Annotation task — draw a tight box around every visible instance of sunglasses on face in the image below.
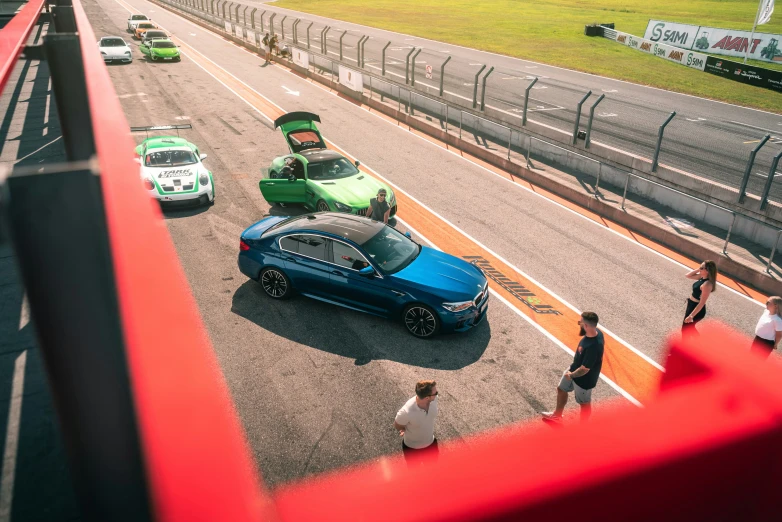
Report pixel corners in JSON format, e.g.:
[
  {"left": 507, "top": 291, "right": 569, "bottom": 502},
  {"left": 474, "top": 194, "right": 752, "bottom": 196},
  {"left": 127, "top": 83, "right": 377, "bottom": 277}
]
[{"left": 427, "top": 391, "right": 438, "bottom": 398}]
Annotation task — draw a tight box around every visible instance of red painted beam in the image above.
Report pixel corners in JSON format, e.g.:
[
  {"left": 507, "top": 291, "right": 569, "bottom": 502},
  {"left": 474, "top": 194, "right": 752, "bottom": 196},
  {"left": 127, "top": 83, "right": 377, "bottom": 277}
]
[
  {"left": 0, "top": 0, "right": 46, "bottom": 94},
  {"left": 70, "top": 1, "right": 273, "bottom": 521}
]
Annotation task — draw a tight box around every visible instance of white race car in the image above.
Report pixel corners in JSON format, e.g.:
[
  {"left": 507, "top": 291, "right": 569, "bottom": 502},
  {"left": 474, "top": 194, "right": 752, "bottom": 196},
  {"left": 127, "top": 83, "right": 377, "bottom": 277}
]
[
  {"left": 98, "top": 36, "right": 132, "bottom": 64},
  {"left": 133, "top": 125, "right": 215, "bottom": 207},
  {"left": 127, "top": 14, "right": 151, "bottom": 33}
]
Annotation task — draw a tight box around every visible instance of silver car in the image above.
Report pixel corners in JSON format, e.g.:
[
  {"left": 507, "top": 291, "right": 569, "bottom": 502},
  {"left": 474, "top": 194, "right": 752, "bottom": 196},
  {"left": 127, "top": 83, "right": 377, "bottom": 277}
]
[
  {"left": 127, "top": 14, "right": 150, "bottom": 33},
  {"left": 98, "top": 37, "right": 132, "bottom": 64}
]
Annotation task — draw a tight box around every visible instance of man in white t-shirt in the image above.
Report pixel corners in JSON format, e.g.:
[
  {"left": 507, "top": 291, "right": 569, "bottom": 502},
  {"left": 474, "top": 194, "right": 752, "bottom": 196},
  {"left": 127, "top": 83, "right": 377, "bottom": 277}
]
[
  {"left": 394, "top": 380, "right": 439, "bottom": 465},
  {"left": 751, "top": 296, "right": 782, "bottom": 358}
]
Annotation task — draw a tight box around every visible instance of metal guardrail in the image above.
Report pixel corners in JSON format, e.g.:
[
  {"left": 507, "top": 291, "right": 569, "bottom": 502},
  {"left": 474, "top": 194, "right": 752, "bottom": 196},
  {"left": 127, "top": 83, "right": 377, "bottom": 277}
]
[{"left": 165, "top": 0, "right": 782, "bottom": 274}]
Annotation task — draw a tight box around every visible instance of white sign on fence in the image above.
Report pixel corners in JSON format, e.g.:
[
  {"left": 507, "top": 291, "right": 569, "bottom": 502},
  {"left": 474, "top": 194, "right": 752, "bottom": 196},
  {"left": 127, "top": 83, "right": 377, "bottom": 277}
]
[
  {"left": 643, "top": 20, "right": 700, "bottom": 49},
  {"left": 224, "top": 22, "right": 232, "bottom": 34},
  {"left": 246, "top": 30, "right": 256, "bottom": 45},
  {"left": 293, "top": 49, "right": 310, "bottom": 69},
  {"left": 425, "top": 64, "right": 433, "bottom": 79},
  {"left": 339, "top": 65, "right": 363, "bottom": 92},
  {"left": 613, "top": 31, "right": 707, "bottom": 71},
  {"left": 235, "top": 25, "right": 243, "bottom": 39},
  {"left": 644, "top": 19, "right": 782, "bottom": 63}
]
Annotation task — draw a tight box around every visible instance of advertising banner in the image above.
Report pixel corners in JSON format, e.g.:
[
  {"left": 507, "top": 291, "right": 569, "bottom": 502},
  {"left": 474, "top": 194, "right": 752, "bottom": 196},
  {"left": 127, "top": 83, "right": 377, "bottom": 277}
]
[
  {"left": 704, "top": 56, "right": 782, "bottom": 93},
  {"left": 643, "top": 20, "right": 700, "bottom": 49},
  {"left": 293, "top": 48, "right": 310, "bottom": 69},
  {"left": 224, "top": 21, "right": 232, "bottom": 34},
  {"left": 644, "top": 19, "right": 782, "bottom": 62},
  {"left": 338, "top": 66, "right": 363, "bottom": 92},
  {"left": 235, "top": 25, "right": 243, "bottom": 39},
  {"left": 614, "top": 31, "right": 707, "bottom": 71},
  {"left": 246, "top": 30, "right": 256, "bottom": 46}
]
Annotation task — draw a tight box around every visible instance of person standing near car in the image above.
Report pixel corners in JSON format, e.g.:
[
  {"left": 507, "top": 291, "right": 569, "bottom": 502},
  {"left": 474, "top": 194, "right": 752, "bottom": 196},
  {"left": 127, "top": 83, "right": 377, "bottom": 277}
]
[
  {"left": 366, "top": 188, "right": 390, "bottom": 224},
  {"left": 270, "top": 33, "right": 279, "bottom": 57},
  {"left": 262, "top": 32, "right": 271, "bottom": 64},
  {"left": 751, "top": 296, "right": 782, "bottom": 358},
  {"left": 682, "top": 260, "right": 717, "bottom": 339},
  {"left": 394, "top": 381, "right": 439, "bottom": 466},
  {"left": 541, "top": 311, "right": 604, "bottom": 424}
]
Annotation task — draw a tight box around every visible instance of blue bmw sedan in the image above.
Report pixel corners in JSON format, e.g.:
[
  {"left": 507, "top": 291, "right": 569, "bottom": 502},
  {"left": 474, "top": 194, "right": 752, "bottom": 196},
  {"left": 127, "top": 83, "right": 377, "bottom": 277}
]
[{"left": 238, "top": 212, "right": 489, "bottom": 338}]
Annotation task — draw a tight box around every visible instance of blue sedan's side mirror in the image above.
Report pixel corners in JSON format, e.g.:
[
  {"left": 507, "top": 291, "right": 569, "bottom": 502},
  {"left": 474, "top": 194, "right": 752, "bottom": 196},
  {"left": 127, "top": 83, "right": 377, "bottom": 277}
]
[
  {"left": 404, "top": 231, "right": 412, "bottom": 239},
  {"left": 359, "top": 266, "right": 374, "bottom": 276}
]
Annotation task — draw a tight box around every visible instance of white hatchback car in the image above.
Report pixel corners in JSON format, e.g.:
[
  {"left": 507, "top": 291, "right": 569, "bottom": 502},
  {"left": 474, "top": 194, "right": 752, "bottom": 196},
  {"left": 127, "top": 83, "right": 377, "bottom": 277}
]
[{"left": 98, "top": 37, "right": 132, "bottom": 64}]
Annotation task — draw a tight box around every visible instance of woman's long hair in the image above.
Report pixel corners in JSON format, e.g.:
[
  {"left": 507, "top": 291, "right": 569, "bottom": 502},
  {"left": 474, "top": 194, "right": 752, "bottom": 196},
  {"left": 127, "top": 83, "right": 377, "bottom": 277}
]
[
  {"left": 703, "top": 260, "right": 717, "bottom": 292},
  {"left": 769, "top": 296, "right": 782, "bottom": 319}
]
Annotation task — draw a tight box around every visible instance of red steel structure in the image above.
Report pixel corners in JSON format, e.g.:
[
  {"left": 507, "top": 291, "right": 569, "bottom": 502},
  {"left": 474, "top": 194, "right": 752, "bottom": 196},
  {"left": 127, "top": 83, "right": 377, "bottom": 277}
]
[{"left": 1, "top": 1, "right": 781, "bottom": 521}]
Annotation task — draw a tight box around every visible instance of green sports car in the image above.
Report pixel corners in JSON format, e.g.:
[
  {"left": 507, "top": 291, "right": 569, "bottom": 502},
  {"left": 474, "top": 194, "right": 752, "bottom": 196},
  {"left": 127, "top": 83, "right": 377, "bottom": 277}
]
[
  {"left": 259, "top": 112, "right": 397, "bottom": 216},
  {"left": 139, "top": 38, "right": 181, "bottom": 62}
]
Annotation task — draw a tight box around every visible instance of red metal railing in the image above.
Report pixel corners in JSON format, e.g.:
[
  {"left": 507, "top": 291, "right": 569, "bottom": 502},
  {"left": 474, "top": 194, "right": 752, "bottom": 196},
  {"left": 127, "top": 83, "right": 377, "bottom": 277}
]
[{"left": 0, "top": 0, "right": 46, "bottom": 93}]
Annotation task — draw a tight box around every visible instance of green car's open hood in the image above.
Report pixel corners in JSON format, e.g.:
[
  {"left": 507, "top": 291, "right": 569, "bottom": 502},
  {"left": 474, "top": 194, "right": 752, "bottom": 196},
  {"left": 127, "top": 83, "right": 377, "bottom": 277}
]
[
  {"left": 312, "top": 173, "right": 392, "bottom": 209},
  {"left": 274, "top": 112, "right": 326, "bottom": 154}
]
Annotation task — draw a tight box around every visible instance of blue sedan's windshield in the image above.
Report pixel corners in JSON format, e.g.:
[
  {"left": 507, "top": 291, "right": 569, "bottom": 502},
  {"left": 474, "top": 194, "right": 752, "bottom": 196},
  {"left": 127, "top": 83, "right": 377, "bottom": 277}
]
[{"left": 361, "top": 226, "right": 420, "bottom": 273}]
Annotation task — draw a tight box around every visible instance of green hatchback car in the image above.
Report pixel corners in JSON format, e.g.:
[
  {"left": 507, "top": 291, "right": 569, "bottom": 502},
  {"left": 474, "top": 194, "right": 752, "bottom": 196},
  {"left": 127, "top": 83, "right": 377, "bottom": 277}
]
[
  {"left": 140, "top": 38, "right": 181, "bottom": 62},
  {"left": 259, "top": 112, "right": 397, "bottom": 216}
]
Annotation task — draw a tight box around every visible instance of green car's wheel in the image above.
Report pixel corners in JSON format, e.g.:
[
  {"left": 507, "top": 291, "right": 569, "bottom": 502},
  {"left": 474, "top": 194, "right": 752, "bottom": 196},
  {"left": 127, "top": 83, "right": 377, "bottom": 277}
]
[
  {"left": 403, "top": 304, "right": 440, "bottom": 338},
  {"left": 150, "top": 54, "right": 157, "bottom": 61},
  {"left": 259, "top": 267, "right": 292, "bottom": 299},
  {"left": 390, "top": 205, "right": 398, "bottom": 217},
  {"left": 316, "top": 199, "right": 330, "bottom": 212}
]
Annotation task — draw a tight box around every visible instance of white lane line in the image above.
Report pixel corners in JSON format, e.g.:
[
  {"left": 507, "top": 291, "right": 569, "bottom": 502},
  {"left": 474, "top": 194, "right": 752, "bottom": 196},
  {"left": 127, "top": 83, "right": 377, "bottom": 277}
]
[
  {"left": 0, "top": 351, "right": 27, "bottom": 521},
  {"left": 121, "top": 0, "right": 763, "bottom": 308},
  {"left": 18, "top": 293, "right": 29, "bottom": 331},
  {"left": 397, "top": 216, "right": 643, "bottom": 406}
]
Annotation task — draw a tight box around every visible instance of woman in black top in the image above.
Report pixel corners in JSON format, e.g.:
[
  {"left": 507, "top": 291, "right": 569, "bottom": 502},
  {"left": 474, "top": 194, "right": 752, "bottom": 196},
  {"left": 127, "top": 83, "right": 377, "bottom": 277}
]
[{"left": 682, "top": 260, "right": 717, "bottom": 338}]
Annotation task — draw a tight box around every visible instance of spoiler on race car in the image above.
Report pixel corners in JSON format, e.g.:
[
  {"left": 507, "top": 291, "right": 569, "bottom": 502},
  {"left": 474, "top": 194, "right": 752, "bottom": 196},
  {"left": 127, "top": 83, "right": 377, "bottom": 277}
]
[
  {"left": 273, "top": 112, "right": 320, "bottom": 130},
  {"left": 130, "top": 124, "right": 192, "bottom": 138}
]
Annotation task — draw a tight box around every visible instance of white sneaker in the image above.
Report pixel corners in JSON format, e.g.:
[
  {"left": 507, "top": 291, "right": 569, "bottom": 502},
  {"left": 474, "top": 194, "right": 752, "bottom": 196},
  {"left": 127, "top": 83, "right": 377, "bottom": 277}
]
[{"left": 541, "top": 412, "right": 563, "bottom": 424}]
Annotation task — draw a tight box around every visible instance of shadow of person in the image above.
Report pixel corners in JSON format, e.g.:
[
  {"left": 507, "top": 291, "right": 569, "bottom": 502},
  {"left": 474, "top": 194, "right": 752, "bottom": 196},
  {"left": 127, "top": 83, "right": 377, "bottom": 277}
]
[{"left": 231, "top": 280, "right": 491, "bottom": 370}]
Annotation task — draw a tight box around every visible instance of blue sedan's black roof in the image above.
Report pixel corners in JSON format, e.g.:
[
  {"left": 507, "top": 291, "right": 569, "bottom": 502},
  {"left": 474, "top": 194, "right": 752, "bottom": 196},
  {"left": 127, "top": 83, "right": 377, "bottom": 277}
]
[{"left": 270, "top": 212, "right": 384, "bottom": 244}]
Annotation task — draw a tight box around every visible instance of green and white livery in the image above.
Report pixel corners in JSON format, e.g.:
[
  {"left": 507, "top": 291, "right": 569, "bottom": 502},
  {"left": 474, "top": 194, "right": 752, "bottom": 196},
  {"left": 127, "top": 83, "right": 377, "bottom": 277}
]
[
  {"left": 133, "top": 125, "right": 215, "bottom": 207},
  {"left": 259, "top": 112, "right": 397, "bottom": 216}
]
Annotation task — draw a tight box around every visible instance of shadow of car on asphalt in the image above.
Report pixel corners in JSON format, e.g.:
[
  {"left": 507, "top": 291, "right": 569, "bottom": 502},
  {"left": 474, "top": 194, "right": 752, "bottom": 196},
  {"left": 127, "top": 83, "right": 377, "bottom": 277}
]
[{"left": 231, "top": 280, "right": 491, "bottom": 370}]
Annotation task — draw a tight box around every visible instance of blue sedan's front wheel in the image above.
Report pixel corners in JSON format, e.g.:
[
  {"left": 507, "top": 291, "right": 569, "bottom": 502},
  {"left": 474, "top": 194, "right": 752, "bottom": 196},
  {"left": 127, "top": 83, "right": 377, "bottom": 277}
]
[
  {"left": 259, "top": 267, "right": 292, "bottom": 300},
  {"left": 403, "top": 304, "right": 439, "bottom": 338}
]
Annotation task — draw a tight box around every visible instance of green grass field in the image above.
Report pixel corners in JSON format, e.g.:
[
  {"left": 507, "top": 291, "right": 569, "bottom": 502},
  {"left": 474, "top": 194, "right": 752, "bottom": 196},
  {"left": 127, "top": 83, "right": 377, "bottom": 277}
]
[{"left": 275, "top": 0, "right": 782, "bottom": 112}]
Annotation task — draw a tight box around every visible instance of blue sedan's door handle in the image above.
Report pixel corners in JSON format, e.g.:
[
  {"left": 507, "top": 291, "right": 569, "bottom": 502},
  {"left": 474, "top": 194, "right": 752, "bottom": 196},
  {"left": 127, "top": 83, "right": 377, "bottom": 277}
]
[
  {"left": 331, "top": 270, "right": 345, "bottom": 276},
  {"left": 391, "top": 290, "right": 406, "bottom": 297},
  {"left": 284, "top": 257, "right": 297, "bottom": 263}
]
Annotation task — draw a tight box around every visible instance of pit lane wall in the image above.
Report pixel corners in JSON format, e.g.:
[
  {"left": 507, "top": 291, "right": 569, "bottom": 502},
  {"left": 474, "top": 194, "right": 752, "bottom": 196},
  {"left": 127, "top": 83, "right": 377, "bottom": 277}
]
[{"left": 158, "top": 0, "right": 782, "bottom": 258}]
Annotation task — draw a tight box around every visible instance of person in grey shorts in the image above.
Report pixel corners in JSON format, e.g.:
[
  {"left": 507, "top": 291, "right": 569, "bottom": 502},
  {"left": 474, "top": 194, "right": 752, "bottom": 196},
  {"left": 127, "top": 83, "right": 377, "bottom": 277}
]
[{"left": 542, "top": 311, "right": 604, "bottom": 424}]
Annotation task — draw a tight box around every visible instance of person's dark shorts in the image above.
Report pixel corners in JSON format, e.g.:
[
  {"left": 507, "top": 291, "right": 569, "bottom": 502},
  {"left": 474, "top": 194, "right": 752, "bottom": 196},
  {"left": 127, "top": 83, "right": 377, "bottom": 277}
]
[
  {"left": 751, "top": 335, "right": 775, "bottom": 358},
  {"left": 402, "top": 438, "right": 439, "bottom": 465}
]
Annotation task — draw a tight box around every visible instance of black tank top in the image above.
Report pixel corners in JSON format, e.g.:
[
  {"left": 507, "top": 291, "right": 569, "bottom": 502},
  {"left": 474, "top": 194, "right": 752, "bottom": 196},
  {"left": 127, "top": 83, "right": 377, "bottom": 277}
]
[{"left": 691, "top": 278, "right": 709, "bottom": 300}]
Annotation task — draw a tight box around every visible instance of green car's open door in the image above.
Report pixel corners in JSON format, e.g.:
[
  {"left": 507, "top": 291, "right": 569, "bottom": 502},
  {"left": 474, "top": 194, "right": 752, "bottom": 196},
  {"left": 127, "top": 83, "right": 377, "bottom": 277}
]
[
  {"left": 274, "top": 112, "right": 326, "bottom": 154},
  {"left": 259, "top": 176, "right": 307, "bottom": 204}
]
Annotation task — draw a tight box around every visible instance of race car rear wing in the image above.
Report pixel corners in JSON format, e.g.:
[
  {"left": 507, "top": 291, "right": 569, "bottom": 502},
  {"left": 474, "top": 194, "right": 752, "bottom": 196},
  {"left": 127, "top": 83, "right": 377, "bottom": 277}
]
[
  {"left": 130, "top": 124, "right": 192, "bottom": 138},
  {"left": 273, "top": 112, "right": 320, "bottom": 130}
]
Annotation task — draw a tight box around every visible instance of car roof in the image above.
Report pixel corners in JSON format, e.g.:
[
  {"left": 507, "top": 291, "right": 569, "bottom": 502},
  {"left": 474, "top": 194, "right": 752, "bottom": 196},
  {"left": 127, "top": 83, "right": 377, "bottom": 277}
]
[
  {"left": 298, "top": 149, "right": 344, "bottom": 163},
  {"left": 142, "top": 137, "right": 193, "bottom": 150},
  {"left": 271, "top": 212, "right": 384, "bottom": 244}
]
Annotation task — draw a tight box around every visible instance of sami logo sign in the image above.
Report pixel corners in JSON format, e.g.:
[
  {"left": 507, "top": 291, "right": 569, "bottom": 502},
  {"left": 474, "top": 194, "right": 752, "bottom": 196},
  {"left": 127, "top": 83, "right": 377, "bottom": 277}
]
[{"left": 645, "top": 21, "right": 699, "bottom": 48}]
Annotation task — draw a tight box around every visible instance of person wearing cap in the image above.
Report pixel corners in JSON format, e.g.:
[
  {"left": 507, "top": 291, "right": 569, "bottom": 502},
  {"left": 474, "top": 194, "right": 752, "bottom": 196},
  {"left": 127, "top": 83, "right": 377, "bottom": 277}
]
[{"left": 366, "top": 188, "right": 391, "bottom": 224}]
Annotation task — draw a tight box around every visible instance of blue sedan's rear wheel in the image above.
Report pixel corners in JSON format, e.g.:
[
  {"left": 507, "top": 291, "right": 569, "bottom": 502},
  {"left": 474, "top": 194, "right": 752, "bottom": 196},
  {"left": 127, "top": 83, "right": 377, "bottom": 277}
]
[
  {"left": 259, "top": 268, "right": 291, "bottom": 300},
  {"left": 403, "top": 304, "right": 439, "bottom": 338}
]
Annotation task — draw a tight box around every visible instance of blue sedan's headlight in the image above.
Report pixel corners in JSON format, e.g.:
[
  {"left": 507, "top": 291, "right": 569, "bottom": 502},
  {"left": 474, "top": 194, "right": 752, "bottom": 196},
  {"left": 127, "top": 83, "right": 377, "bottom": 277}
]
[
  {"left": 442, "top": 301, "right": 473, "bottom": 313},
  {"left": 334, "top": 201, "right": 352, "bottom": 212}
]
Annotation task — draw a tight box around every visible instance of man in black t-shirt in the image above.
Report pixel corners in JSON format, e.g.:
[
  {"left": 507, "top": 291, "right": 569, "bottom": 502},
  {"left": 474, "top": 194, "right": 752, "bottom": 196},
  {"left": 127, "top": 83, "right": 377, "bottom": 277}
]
[
  {"left": 366, "top": 188, "right": 391, "bottom": 224},
  {"left": 542, "top": 311, "right": 604, "bottom": 424}
]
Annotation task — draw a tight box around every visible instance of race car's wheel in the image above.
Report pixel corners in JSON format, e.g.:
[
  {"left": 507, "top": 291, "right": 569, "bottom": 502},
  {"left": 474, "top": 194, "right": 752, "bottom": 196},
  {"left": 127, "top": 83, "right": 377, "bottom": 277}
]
[
  {"left": 403, "top": 304, "right": 440, "bottom": 339},
  {"left": 269, "top": 170, "right": 281, "bottom": 179},
  {"left": 390, "top": 204, "right": 398, "bottom": 217},
  {"left": 316, "top": 199, "right": 330, "bottom": 212},
  {"left": 259, "top": 268, "right": 292, "bottom": 300},
  {"left": 150, "top": 54, "right": 157, "bottom": 61}
]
